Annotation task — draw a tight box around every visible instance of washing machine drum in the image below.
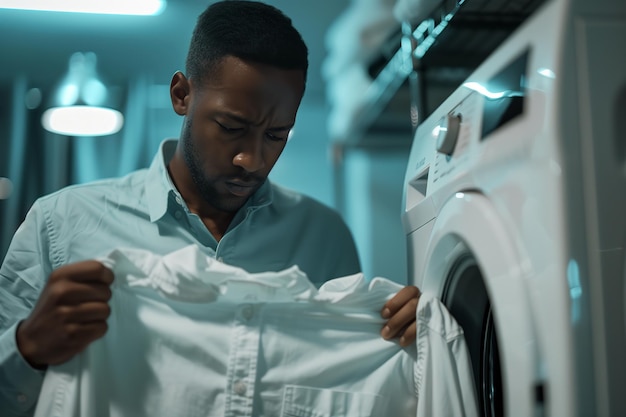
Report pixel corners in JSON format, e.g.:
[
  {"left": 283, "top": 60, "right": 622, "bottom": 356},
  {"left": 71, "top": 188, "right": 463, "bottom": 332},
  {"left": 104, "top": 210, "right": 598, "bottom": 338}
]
[{"left": 441, "top": 252, "right": 503, "bottom": 417}]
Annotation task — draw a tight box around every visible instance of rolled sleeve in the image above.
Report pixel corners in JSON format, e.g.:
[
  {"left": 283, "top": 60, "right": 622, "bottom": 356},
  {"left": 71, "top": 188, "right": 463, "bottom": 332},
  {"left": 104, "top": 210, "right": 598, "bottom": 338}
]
[
  {"left": 0, "top": 201, "right": 54, "bottom": 417},
  {"left": 0, "top": 322, "right": 44, "bottom": 417}
]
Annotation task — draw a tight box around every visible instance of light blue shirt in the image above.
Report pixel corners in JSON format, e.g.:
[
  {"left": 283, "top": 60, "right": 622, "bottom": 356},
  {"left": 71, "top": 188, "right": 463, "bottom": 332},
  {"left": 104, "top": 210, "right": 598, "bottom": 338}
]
[{"left": 0, "top": 139, "right": 361, "bottom": 417}]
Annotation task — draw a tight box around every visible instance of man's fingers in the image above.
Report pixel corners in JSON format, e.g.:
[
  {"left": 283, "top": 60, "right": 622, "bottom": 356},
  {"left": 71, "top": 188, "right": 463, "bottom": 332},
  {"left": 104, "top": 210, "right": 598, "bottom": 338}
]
[
  {"left": 69, "top": 321, "right": 109, "bottom": 345},
  {"left": 51, "top": 261, "right": 114, "bottom": 285},
  {"left": 45, "top": 260, "right": 114, "bottom": 306},
  {"left": 398, "top": 323, "right": 416, "bottom": 347},
  {"left": 381, "top": 296, "right": 419, "bottom": 340},
  {"left": 61, "top": 301, "right": 112, "bottom": 324},
  {"left": 380, "top": 285, "right": 421, "bottom": 346},
  {"left": 381, "top": 285, "right": 421, "bottom": 318},
  {"left": 44, "top": 321, "right": 109, "bottom": 366},
  {"left": 16, "top": 261, "right": 114, "bottom": 368},
  {"left": 47, "top": 281, "right": 112, "bottom": 305}
]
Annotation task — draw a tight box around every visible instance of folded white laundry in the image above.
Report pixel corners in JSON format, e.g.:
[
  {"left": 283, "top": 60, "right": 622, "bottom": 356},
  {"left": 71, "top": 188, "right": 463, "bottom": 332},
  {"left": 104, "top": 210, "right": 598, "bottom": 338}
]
[
  {"left": 322, "top": 0, "right": 400, "bottom": 140},
  {"left": 393, "top": 0, "right": 442, "bottom": 24},
  {"left": 34, "top": 245, "right": 478, "bottom": 417}
]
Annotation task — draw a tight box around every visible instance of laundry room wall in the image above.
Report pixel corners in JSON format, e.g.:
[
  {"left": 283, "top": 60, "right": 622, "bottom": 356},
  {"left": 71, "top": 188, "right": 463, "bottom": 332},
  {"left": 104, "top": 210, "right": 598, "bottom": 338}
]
[
  {"left": 269, "top": 95, "right": 337, "bottom": 209},
  {"left": 340, "top": 147, "right": 410, "bottom": 284}
]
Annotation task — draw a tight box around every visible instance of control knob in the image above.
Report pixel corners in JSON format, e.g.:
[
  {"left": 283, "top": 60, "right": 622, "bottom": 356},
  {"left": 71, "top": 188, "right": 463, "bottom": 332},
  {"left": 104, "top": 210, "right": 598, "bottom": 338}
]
[{"left": 436, "top": 113, "right": 462, "bottom": 156}]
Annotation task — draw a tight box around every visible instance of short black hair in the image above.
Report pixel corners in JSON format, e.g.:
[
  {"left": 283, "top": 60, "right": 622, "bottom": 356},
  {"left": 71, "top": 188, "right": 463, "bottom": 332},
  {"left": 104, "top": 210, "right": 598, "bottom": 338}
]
[{"left": 185, "top": 0, "right": 309, "bottom": 88}]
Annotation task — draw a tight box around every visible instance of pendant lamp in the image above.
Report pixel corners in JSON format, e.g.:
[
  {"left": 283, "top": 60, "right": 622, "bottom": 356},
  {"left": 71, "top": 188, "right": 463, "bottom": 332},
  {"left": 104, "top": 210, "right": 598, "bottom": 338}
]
[
  {"left": 0, "top": 0, "right": 165, "bottom": 16},
  {"left": 41, "top": 52, "right": 124, "bottom": 136}
]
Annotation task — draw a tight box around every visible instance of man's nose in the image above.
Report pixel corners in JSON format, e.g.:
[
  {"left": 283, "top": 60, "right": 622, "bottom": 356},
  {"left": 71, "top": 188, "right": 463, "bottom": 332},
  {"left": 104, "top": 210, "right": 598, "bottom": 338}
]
[{"left": 232, "top": 136, "right": 265, "bottom": 173}]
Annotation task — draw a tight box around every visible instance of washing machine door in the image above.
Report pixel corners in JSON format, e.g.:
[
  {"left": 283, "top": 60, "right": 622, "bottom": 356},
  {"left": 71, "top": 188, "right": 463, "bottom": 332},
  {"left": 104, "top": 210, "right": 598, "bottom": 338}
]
[{"left": 420, "top": 192, "right": 541, "bottom": 417}]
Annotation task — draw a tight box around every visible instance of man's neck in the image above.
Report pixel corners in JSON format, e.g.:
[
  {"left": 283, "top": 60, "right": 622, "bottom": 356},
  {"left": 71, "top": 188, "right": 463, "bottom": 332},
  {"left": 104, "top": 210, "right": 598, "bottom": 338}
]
[
  {"left": 166, "top": 156, "right": 236, "bottom": 242},
  {"left": 189, "top": 204, "right": 235, "bottom": 242}
]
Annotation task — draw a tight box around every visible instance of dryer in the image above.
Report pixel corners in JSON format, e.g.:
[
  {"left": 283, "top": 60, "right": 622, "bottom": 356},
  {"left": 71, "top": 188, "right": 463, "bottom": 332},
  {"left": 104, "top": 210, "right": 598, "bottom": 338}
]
[{"left": 402, "top": 0, "right": 626, "bottom": 416}]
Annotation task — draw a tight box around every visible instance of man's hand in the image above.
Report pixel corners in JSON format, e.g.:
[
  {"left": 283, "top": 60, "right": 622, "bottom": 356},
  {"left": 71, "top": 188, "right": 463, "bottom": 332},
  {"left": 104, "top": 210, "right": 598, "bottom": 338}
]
[
  {"left": 16, "top": 261, "right": 114, "bottom": 369},
  {"left": 381, "top": 285, "right": 421, "bottom": 347}
]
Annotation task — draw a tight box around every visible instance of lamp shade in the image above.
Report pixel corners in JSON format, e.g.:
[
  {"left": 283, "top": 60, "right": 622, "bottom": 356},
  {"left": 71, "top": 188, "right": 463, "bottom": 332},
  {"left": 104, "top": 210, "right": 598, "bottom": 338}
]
[
  {"left": 0, "top": 0, "right": 166, "bottom": 15},
  {"left": 41, "top": 52, "right": 124, "bottom": 136}
]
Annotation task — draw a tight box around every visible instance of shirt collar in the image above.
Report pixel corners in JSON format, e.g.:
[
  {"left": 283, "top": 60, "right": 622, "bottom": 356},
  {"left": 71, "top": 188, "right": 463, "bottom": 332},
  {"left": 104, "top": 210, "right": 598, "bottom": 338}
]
[
  {"left": 145, "top": 139, "right": 179, "bottom": 222},
  {"left": 145, "top": 139, "right": 273, "bottom": 223},
  {"left": 241, "top": 179, "right": 273, "bottom": 211}
]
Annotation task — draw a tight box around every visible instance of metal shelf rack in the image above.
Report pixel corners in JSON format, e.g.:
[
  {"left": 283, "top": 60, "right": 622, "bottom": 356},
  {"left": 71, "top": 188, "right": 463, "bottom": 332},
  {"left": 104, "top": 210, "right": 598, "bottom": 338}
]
[{"left": 338, "top": 0, "right": 547, "bottom": 147}]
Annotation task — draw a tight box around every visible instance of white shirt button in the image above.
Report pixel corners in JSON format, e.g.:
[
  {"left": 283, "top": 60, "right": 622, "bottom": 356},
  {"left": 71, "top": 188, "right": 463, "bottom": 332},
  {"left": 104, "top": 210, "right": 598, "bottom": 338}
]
[
  {"left": 217, "top": 256, "right": 223, "bottom": 262},
  {"left": 16, "top": 393, "right": 27, "bottom": 403},
  {"left": 240, "top": 305, "right": 254, "bottom": 321},
  {"left": 233, "top": 380, "right": 247, "bottom": 396}
]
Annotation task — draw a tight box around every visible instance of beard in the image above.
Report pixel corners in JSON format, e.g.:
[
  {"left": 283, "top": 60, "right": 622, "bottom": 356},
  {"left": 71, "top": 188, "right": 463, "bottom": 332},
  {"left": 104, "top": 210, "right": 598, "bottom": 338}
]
[{"left": 181, "top": 117, "right": 264, "bottom": 213}]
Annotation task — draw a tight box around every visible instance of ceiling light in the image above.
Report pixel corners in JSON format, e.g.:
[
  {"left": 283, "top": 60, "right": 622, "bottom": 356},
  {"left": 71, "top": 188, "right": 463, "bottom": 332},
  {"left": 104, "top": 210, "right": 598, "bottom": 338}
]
[
  {"left": 42, "top": 106, "right": 123, "bottom": 136},
  {"left": 41, "top": 52, "right": 124, "bottom": 137},
  {"left": 0, "top": 0, "right": 165, "bottom": 15}
]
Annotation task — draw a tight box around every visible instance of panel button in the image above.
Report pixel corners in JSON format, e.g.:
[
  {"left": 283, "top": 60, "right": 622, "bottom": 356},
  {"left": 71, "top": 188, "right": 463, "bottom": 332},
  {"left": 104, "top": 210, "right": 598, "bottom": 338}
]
[
  {"left": 233, "top": 380, "right": 247, "bottom": 396},
  {"left": 240, "top": 305, "right": 254, "bottom": 321}
]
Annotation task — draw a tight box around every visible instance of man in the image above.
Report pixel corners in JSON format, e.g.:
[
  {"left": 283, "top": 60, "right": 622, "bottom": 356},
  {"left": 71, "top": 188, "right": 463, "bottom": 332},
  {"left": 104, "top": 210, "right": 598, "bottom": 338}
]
[{"left": 0, "top": 1, "right": 420, "bottom": 415}]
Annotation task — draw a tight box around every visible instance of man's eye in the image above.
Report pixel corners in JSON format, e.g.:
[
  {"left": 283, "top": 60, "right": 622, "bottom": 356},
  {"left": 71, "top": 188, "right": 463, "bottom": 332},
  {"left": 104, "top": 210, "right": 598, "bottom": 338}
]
[
  {"left": 216, "top": 121, "right": 243, "bottom": 133},
  {"left": 265, "top": 132, "right": 288, "bottom": 142}
]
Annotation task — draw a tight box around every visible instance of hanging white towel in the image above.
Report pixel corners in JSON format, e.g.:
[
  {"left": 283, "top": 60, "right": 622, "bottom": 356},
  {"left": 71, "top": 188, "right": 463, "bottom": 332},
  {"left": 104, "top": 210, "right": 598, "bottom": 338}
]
[{"left": 392, "top": 0, "right": 441, "bottom": 24}]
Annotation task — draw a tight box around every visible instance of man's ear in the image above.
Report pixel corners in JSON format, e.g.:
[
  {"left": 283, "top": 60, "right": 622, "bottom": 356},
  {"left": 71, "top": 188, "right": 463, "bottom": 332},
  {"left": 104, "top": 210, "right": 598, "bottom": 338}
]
[{"left": 170, "top": 71, "right": 191, "bottom": 116}]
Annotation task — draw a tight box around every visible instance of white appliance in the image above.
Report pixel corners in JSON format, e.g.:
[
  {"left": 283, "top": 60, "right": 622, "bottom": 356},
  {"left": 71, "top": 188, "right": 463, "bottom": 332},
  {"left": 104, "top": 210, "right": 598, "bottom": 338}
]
[{"left": 401, "top": 0, "right": 626, "bottom": 415}]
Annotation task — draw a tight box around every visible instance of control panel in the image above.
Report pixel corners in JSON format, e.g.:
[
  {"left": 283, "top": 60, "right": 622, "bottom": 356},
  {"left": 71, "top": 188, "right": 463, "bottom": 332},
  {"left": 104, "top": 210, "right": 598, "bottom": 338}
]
[{"left": 429, "top": 92, "right": 481, "bottom": 192}]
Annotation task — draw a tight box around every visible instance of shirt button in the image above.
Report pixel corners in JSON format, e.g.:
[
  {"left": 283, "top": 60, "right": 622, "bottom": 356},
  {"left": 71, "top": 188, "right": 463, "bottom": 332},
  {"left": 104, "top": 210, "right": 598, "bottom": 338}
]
[
  {"left": 16, "top": 393, "right": 27, "bottom": 403},
  {"left": 233, "top": 380, "right": 247, "bottom": 396},
  {"left": 240, "top": 305, "right": 254, "bottom": 321},
  {"left": 174, "top": 211, "right": 182, "bottom": 219},
  {"left": 175, "top": 196, "right": 183, "bottom": 205},
  {"left": 217, "top": 256, "right": 223, "bottom": 262}
]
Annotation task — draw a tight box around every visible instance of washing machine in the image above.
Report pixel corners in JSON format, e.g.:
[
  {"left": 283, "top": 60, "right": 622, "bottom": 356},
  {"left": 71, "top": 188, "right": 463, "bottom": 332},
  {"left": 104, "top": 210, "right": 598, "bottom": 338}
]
[{"left": 401, "top": 0, "right": 626, "bottom": 416}]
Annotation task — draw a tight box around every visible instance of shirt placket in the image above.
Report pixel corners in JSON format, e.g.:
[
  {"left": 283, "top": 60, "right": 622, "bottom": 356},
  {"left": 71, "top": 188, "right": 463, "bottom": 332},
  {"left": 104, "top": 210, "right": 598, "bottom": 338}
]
[
  {"left": 215, "top": 206, "right": 259, "bottom": 263},
  {"left": 224, "top": 303, "right": 261, "bottom": 417}
]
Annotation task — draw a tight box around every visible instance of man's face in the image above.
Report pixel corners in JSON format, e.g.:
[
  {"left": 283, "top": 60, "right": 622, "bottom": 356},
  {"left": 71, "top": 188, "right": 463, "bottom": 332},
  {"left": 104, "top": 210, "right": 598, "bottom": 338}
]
[{"left": 178, "top": 56, "right": 305, "bottom": 214}]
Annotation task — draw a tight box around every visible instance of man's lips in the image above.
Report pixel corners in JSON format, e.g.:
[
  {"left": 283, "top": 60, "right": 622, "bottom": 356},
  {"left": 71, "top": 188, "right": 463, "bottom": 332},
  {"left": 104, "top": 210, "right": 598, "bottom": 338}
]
[{"left": 224, "top": 179, "right": 259, "bottom": 197}]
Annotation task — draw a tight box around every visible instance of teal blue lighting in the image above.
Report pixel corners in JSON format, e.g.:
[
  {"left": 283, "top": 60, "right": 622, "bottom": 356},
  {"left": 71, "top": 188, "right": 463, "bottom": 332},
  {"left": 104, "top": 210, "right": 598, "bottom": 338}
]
[
  {"left": 0, "top": 0, "right": 166, "bottom": 15},
  {"left": 567, "top": 259, "right": 582, "bottom": 323}
]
